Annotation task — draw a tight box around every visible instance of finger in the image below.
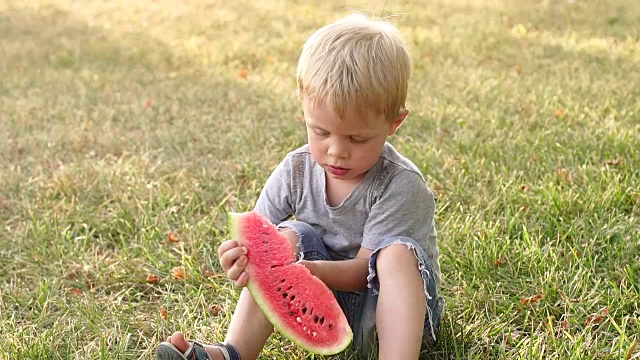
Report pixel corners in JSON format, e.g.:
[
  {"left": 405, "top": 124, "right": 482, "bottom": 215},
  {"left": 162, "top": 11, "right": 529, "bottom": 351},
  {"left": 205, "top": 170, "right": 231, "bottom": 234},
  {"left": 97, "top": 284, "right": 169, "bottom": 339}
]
[
  {"left": 226, "top": 255, "right": 248, "bottom": 281},
  {"left": 234, "top": 271, "right": 249, "bottom": 288},
  {"left": 219, "top": 247, "right": 248, "bottom": 272},
  {"left": 217, "top": 240, "right": 239, "bottom": 258}
]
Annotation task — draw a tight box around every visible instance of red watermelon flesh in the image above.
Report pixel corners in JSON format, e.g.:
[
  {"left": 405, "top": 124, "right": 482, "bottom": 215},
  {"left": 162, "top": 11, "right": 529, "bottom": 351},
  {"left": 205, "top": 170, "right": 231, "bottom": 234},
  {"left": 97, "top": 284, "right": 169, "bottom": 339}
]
[{"left": 228, "top": 211, "right": 352, "bottom": 355}]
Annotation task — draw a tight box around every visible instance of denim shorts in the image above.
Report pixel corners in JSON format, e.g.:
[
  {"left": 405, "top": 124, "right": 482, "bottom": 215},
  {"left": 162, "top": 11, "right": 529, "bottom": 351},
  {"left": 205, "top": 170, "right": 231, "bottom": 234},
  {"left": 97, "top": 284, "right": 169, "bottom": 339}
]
[{"left": 278, "top": 221, "right": 445, "bottom": 357}]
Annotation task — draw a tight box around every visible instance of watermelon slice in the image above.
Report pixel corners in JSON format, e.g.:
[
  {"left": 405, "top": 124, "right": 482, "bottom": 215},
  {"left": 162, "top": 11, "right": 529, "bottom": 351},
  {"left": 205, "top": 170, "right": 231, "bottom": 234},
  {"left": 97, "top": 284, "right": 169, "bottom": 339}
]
[{"left": 228, "top": 211, "right": 353, "bottom": 355}]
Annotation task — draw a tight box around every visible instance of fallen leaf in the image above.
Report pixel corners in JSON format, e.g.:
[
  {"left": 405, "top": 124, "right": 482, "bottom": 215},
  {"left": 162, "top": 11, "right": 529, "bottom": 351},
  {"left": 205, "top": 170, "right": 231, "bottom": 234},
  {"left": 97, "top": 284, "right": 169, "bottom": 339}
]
[
  {"left": 626, "top": 338, "right": 638, "bottom": 360},
  {"left": 520, "top": 184, "right": 530, "bottom": 192},
  {"left": 603, "top": 158, "right": 622, "bottom": 166},
  {"left": 66, "top": 269, "right": 78, "bottom": 280},
  {"left": 520, "top": 293, "right": 544, "bottom": 305},
  {"left": 495, "top": 256, "right": 507, "bottom": 266},
  {"left": 171, "top": 266, "right": 186, "bottom": 280},
  {"left": 200, "top": 265, "right": 217, "bottom": 278},
  {"left": 432, "top": 184, "right": 445, "bottom": 198},
  {"left": 554, "top": 108, "right": 567, "bottom": 118},
  {"left": 238, "top": 68, "right": 249, "bottom": 79},
  {"left": 556, "top": 168, "right": 573, "bottom": 184},
  {"left": 144, "top": 99, "right": 153, "bottom": 109},
  {"left": 167, "top": 232, "right": 179, "bottom": 243},
  {"left": 209, "top": 304, "right": 223, "bottom": 316},
  {"left": 452, "top": 286, "right": 464, "bottom": 295},
  {"left": 146, "top": 273, "right": 159, "bottom": 284},
  {"left": 160, "top": 306, "right": 168, "bottom": 319},
  {"left": 559, "top": 318, "right": 569, "bottom": 330},
  {"left": 69, "top": 287, "right": 83, "bottom": 295},
  {"left": 584, "top": 307, "right": 609, "bottom": 326},
  {"left": 265, "top": 55, "right": 275, "bottom": 63}
]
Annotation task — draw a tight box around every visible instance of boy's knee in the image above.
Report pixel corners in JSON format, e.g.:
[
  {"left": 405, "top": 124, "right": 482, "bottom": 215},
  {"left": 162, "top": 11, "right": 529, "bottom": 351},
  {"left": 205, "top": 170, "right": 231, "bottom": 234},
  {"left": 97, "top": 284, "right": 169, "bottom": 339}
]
[
  {"left": 375, "top": 243, "right": 419, "bottom": 280},
  {"left": 277, "top": 220, "right": 321, "bottom": 259},
  {"left": 277, "top": 226, "right": 301, "bottom": 256}
]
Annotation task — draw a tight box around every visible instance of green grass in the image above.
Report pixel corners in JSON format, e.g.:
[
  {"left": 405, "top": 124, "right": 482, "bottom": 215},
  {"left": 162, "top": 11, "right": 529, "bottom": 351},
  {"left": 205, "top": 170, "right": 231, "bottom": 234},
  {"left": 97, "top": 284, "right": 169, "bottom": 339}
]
[{"left": 1, "top": 0, "right": 639, "bottom": 359}]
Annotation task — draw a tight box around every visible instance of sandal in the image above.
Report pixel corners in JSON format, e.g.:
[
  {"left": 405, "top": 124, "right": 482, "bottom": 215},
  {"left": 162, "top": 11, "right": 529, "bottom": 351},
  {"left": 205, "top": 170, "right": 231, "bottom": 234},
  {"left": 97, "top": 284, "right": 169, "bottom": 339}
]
[{"left": 156, "top": 340, "right": 240, "bottom": 360}]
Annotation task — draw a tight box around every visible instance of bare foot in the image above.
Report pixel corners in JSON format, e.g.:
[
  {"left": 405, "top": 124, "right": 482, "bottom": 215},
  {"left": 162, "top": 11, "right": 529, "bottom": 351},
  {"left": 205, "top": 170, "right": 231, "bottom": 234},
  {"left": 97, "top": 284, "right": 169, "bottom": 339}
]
[{"left": 165, "top": 332, "right": 224, "bottom": 360}]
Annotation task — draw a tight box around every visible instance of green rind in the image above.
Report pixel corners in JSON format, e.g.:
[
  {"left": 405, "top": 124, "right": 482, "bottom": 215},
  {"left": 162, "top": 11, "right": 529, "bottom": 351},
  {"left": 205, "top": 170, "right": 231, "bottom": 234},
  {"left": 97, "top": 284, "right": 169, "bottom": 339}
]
[{"left": 227, "top": 212, "right": 353, "bottom": 355}]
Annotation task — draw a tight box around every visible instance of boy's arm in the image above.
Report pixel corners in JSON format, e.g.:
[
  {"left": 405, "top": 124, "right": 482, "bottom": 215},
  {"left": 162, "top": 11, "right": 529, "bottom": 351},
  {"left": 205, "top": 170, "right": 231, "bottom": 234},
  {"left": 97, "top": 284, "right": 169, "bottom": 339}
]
[{"left": 301, "top": 247, "right": 372, "bottom": 293}]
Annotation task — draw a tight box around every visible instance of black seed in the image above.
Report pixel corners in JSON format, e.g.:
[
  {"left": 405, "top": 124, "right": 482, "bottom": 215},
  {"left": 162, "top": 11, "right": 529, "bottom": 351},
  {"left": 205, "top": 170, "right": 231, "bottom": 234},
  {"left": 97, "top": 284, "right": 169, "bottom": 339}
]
[
  {"left": 288, "top": 311, "right": 294, "bottom": 316},
  {"left": 313, "top": 315, "right": 319, "bottom": 323},
  {"left": 290, "top": 295, "right": 296, "bottom": 301},
  {"left": 282, "top": 293, "right": 288, "bottom": 298},
  {"left": 277, "top": 287, "right": 281, "bottom": 292},
  {"left": 329, "top": 323, "right": 334, "bottom": 329},
  {"left": 302, "top": 306, "right": 307, "bottom": 314},
  {"left": 320, "top": 316, "right": 325, "bottom": 325},
  {"left": 280, "top": 279, "right": 286, "bottom": 283}
]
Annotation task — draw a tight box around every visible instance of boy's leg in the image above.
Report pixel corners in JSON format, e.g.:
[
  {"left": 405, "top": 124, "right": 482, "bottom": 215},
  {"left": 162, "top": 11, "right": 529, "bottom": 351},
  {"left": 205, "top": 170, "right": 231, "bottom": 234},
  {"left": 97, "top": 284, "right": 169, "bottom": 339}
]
[
  {"left": 164, "top": 288, "right": 272, "bottom": 360},
  {"left": 359, "top": 237, "right": 444, "bottom": 360},
  {"left": 375, "top": 243, "right": 426, "bottom": 359}
]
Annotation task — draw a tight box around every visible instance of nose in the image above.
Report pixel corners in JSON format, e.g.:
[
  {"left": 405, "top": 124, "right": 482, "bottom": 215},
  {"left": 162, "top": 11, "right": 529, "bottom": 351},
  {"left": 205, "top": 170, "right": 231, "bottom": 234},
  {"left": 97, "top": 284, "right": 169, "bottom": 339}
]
[{"left": 327, "top": 138, "right": 348, "bottom": 159}]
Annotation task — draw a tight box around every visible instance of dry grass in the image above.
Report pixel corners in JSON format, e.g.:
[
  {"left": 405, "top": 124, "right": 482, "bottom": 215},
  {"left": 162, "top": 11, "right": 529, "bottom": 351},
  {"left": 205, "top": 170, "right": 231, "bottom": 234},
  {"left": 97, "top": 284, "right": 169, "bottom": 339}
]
[{"left": 1, "top": 0, "right": 639, "bottom": 359}]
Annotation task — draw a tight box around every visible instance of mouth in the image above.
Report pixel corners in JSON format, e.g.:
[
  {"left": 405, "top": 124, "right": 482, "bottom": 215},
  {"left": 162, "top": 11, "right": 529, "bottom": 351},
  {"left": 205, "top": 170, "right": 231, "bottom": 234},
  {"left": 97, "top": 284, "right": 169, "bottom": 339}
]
[{"left": 327, "top": 165, "right": 349, "bottom": 176}]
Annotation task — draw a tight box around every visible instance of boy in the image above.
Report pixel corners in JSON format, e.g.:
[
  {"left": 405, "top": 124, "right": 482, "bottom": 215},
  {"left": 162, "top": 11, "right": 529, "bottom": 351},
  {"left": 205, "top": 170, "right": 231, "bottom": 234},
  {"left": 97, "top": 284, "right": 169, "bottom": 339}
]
[{"left": 157, "top": 13, "right": 444, "bottom": 360}]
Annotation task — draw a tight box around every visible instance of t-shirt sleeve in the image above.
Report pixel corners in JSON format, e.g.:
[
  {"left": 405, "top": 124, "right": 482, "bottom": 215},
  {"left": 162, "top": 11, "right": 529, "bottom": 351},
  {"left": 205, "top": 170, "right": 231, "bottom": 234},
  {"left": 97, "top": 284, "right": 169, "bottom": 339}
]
[
  {"left": 253, "top": 156, "right": 295, "bottom": 225},
  {"left": 362, "top": 170, "right": 435, "bottom": 250}
]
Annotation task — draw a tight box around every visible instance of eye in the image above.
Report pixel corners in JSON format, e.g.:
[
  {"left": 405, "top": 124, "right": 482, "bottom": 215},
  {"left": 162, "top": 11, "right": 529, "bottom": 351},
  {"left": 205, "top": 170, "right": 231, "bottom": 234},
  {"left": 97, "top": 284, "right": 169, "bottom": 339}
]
[
  {"left": 349, "top": 137, "right": 368, "bottom": 144},
  {"left": 314, "top": 129, "right": 329, "bottom": 137}
]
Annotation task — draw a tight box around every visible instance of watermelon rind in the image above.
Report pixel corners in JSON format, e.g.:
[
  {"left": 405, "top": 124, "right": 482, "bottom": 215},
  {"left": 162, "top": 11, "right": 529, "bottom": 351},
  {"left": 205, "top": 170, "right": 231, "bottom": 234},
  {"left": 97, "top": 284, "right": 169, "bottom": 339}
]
[{"left": 227, "top": 212, "right": 353, "bottom": 355}]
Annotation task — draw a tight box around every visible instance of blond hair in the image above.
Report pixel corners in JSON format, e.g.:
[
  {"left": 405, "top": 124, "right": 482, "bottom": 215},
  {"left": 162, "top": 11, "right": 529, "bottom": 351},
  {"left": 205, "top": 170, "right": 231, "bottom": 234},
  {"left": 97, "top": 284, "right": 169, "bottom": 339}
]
[{"left": 297, "top": 14, "right": 411, "bottom": 121}]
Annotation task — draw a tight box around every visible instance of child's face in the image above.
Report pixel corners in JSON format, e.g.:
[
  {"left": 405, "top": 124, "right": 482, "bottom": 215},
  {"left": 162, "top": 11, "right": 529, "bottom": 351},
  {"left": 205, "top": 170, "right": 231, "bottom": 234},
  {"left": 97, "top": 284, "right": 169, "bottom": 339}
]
[{"left": 302, "top": 99, "right": 405, "bottom": 183}]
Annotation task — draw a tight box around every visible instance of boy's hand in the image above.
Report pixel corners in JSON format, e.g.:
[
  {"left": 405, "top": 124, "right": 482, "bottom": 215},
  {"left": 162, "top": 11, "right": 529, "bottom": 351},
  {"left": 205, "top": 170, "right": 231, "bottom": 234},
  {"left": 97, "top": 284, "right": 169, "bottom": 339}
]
[
  {"left": 217, "top": 240, "right": 249, "bottom": 288},
  {"left": 297, "top": 260, "right": 321, "bottom": 280}
]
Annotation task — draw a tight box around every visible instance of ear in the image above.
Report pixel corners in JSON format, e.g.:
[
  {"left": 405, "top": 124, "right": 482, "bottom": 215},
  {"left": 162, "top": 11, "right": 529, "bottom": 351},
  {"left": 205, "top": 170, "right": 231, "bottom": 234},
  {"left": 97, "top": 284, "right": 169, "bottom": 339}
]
[{"left": 388, "top": 109, "right": 409, "bottom": 135}]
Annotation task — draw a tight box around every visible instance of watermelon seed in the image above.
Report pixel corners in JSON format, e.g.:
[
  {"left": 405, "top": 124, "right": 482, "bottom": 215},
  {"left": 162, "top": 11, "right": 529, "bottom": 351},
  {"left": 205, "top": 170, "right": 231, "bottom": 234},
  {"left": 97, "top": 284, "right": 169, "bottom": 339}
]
[
  {"left": 290, "top": 295, "right": 296, "bottom": 301},
  {"left": 320, "top": 316, "right": 325, "bottom": 325},
  {"left": 280, "top": 279, "right": 286, "bottom": 283},
  {"left": 313, "top": 315, "right": 319, "bottom": 324},
  {"left": 282, "top": 293, "right": 288, "bottom": 298},
  {"left": 312, "top": 332, "right": 317, "bottom": 337},
  {"left": 277, "top": 287, "right": 281, "bottom": 292},
  {"left": 302, "top": 306, "right": 307, "bottom": 314},
  {"left": 288, "top": 311, "right": 294, "bottom": 316},
  {"left": 286, "top": 285, "right": 293, "bottom": 291},
  {"left": 329, "top": 323, "right": 334, "bottom": 329},
  {"left": 303, "top": 326, "right": 308, "bottom": 332},
  {"left": 296, "top": 317, "right": 302, "bottom": 323}
]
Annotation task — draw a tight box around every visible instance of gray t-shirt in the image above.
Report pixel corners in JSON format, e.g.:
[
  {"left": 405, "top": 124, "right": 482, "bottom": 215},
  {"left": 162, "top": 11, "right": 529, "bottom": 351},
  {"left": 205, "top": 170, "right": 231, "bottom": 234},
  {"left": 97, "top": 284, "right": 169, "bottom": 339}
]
[{"left": 254, "top": 142, "right": 441, "bottom": 286}]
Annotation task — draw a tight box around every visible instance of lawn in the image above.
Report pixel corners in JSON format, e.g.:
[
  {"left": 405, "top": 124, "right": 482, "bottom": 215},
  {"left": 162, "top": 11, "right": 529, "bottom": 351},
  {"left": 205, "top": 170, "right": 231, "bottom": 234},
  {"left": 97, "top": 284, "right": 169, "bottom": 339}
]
[{"left": 1, "top": 0, "right": 639, "bottom": 359}]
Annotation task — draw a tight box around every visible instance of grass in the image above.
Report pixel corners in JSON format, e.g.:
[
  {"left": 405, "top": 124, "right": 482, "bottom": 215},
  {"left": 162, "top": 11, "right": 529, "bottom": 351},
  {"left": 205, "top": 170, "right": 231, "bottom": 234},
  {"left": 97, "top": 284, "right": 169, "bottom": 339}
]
[{"left": 1, "top": 0, "right": 639, "bottom": 359}]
